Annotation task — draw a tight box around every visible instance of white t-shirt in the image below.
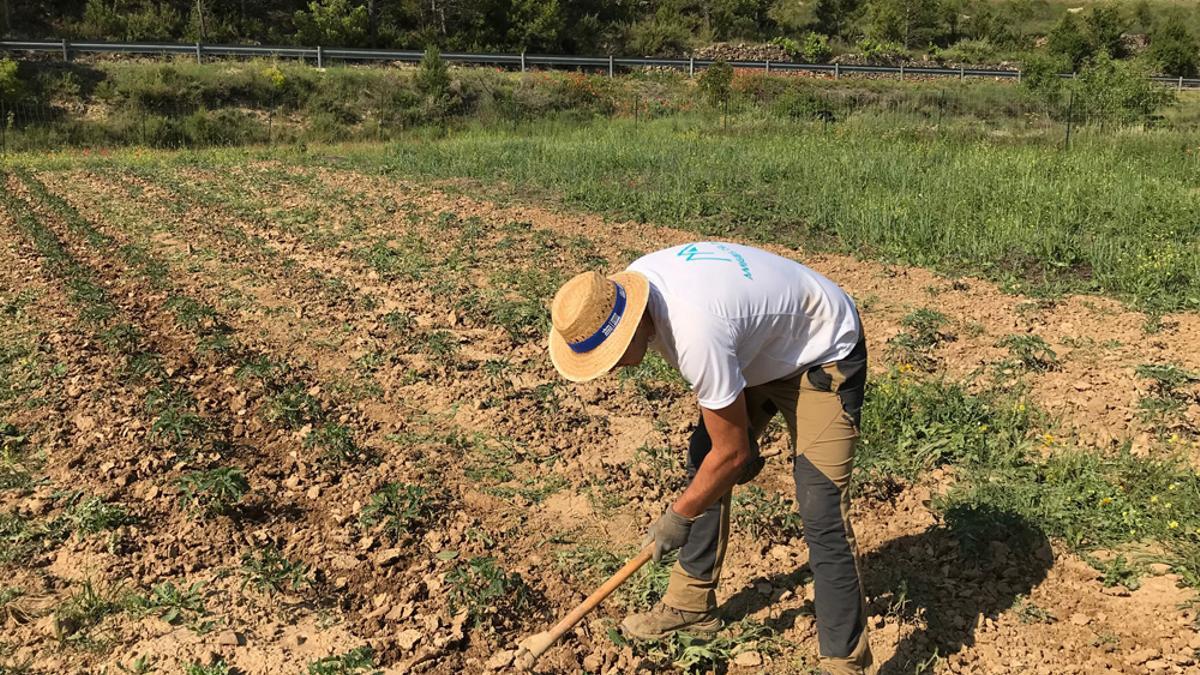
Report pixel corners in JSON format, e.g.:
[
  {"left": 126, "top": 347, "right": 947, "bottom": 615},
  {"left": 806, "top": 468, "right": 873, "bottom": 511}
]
[{"left": 627, "top": 243, "right": 861, "bottom": 410}]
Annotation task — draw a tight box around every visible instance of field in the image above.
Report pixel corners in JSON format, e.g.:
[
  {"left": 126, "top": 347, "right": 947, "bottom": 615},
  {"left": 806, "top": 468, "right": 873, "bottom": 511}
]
[{"left": 2, "top": 113, "right": 1200, "bottom": 674}]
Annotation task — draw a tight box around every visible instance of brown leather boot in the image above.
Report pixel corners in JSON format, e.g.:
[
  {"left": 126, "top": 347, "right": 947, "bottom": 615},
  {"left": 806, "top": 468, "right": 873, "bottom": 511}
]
[{"left": 619, "top": 601, "right": 722, "bottom": 641}]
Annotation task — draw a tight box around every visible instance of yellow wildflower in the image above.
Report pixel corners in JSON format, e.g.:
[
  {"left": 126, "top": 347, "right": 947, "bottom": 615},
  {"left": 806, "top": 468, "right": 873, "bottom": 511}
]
[
  {"left": 1150, "top": 495, "right": 1159, "bottom": 504},
  {"left": 1099, "top": 497, "right": 1113, "bottom": 506},
  {"left": 1169, "top": 521, "right": 1180, "bottom": 529}
]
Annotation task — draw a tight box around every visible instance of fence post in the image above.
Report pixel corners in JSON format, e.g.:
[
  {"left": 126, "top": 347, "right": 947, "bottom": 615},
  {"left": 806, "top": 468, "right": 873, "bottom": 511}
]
[
  {"left": 1, "top": 99, "right": 5, "bottom": 156},
  {"left": 521, "top": 50, "right": 526, "bottom": 73},
  {"left": 317, "top": 45, "right": 323, "bottom": 68},
  {"left": 61, "top": 38, "right": 70, "bottom": 61},
  {"left": 608, "top": 54, "right": 613, "bottom": 78},
  {"left": 834, "top": 63, "right": 840, "bottom": 80},
  {"left": 195, "top": 42, "right": 202, "bottom": 64},
  {"left": 689, "top": 57, "right": 694, "bottom": 77},
  {"left": 1065, "top": 89, "right": 1075, "bottom": 150}
]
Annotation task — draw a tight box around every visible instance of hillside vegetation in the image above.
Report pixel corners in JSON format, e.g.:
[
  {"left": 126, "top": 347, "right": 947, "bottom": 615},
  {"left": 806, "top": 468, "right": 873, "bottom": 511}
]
[{"left": 3, "top": 0, "right": 1199, "bottom": 76}]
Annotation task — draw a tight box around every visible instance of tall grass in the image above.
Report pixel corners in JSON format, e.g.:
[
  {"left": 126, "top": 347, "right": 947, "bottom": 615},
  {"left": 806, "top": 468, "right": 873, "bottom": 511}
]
[{"left": 378, "top": 112, "right": 1200, "bottom": 310}]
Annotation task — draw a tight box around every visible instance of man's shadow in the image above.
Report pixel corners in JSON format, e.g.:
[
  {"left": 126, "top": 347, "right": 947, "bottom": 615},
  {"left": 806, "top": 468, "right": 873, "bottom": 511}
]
[{"left": 723, "top": 503, "right": 1053, "bottom": 674}]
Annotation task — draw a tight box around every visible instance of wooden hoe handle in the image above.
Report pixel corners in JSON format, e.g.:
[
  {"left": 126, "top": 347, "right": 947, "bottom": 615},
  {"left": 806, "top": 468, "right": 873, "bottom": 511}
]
[{"left": 515, "top": 545, "right": 654, "bottom": 668}]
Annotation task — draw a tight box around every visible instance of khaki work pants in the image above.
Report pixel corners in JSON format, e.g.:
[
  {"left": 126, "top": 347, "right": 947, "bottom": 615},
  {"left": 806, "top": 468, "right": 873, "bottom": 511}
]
[{"left": 662, "top": 338, "right": 875, "bottom": 675}]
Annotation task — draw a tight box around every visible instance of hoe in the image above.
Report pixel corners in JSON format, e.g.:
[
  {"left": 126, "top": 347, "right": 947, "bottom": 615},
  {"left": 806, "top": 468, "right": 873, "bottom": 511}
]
[{"left": 513, "top": 544, "right": 654, "bottom": 672}]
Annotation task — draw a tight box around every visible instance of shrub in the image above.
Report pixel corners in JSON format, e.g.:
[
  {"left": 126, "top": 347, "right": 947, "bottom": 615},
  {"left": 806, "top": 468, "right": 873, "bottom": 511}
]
[
  {"left": 855, "top": 38, "right": 906, "bottom": 64},
  {"left": 697, "top": 60, "right": 733, "bottom": 106},
  {"left": 1071, "top": 52, "right": 1176, "bottom": 125},
  {"left": 293, "top": 0, "right": 369, "bottom": 48},
  {"left": 0, "top": 58, "right": 23, "bottom": 104},
  {"left": 938, "top": 38, "right": 1000, "bottom": 65}
]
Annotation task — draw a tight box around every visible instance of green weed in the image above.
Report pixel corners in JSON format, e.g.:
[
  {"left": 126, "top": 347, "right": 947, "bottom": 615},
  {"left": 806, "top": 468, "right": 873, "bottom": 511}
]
[
  {"left": 240, "top": 545, "right": 310, "bottom": 594},
  {"left": 997, "top": 334, "right": 1060, "bottom": 372},
  {"left": 1010, "top": 594, "right": 1055, "bottom": 624},
  {"left": 177, "top": 467, "right": 250, "bottom": 518},
  {"left": 127, "top": 580, "right": 207, "bottom": 625},
  {"left": 359, "top": 482, "right": 439, "bottom": 542},
  {"left": 53, "top": 580, "right": 124, "bottom": 645},
  {"left": 887, "top": 308, "right": 954, "bottom": 371},
  {"left": 857, "top": 370, "right": 1036, "bottom": 483},
  {"left": 305, "top": 424, "right": 368, "bottom": 465},
  {"left": 146, "top": 386, "right": 207, "bottom": 448},
  {"left": 183, "top": 658, "right": 234, "bottom": 675},
  {"left": 306, "top": 646, "right": 376, "bottom": 675},
  {"left": 732, "top": 486, "right": 805, "bottom": 543},
  {"left": 266, "top": 384, "right": 323, "bottom": 429},
  {"left": 445, "top": 556, "right": 532, "bottom": 629},
  {"left": 66, "top": 495, "right": 135, "bottom": 534}
]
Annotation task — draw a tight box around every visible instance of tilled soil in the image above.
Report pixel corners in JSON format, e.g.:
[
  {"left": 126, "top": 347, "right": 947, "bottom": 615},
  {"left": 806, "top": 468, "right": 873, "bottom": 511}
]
[{"left": 1, "top": 160, "right": 1197, "bottom": 674}]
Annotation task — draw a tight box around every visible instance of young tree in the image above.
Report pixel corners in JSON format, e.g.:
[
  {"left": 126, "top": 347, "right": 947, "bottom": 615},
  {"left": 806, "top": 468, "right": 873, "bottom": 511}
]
[
  {"left": 294, "top": 0, "right": 369, "bottom": 47},
  {"left": 415, "top": 45, "right": 449, "bottom": 100},
  {"left": 1148, "top": 22, "right": 1199, "bottom": 77},
  {"left": 864, "top": 0, "right": 941, "bottom": 50},
  {"left": 1085, "top": 5, "right": 1127, "bottom": 58},
  {"left": 697, "top": 59, "right": 733, "bottom": 106},
  {"left": 1047, "top": 12, "right": 1093, "bottom": 70}
]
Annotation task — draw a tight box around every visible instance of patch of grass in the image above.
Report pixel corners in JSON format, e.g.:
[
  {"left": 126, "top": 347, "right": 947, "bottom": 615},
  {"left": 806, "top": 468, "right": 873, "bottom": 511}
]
[
  {"left": 997, "top": 334, "right": 1060, "bottom": 373},
  {"left": 629, "top": 444, "right": 687, "bottom": 491},
  {"left": 380, "top": 113, "right": 1200, "bottom": 311},
  {"left": 53, "top": 579, "right": 124, "bottom": 646},
  {"left": 857, "top": 369, "right": 1036, "bottom": 483},
  {"left": 445, "top": 556, "right": 532, "bottom": 630},
  {"left": 306, "top": 646, "right": 376, "bottom": 675},
  {"left": 358, "top": 482, "right": 439, "bottom": 542},
  {"left": 177, "top": 467, "right": 250, "bottom": 518},
  {"left": 732, "top": 485, "right": 804, "bottom": 543},
  {"left": 1135, "top": 363, "right": 1199, "bottom": 436},
  {"left": 618, "top": 352, "right": 688, "bottom": 400},
  {"left": 240, "top": 545, "right": 310, "bottom": 594},
  {"left": 422, "top": 330, "right": 459, "bottom": 364}
]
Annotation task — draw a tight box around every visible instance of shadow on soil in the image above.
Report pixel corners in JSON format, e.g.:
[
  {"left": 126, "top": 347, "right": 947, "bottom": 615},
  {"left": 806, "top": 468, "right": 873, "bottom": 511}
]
[{"left": 724, "top": 504, "right": 1053, "bottom": 674}]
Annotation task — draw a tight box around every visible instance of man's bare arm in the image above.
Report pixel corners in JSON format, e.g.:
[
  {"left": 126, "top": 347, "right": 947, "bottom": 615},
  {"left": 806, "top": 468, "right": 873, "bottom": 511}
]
[{"left": 671, "top": 392, "right": 751, "bottom": 519}]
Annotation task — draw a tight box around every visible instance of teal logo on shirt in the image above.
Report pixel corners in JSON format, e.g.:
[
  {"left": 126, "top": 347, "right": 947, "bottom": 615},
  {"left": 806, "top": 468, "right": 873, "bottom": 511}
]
[{"left": 677, "top": 243, "right": 753, "bottom": 280}]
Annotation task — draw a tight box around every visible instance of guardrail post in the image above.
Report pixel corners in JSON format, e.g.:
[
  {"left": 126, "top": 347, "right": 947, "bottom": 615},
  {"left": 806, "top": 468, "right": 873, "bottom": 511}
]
[
  {"left": 765, "top": 60, "right": 770, "bottom": 74},
  {"left": 834, "top": 63, "right": 840, "bottom": 79},
  {"left": 521, "top": 50, "right": 526, "bottom": 73},
  {"left": 608, "top": 54, "right": 613, "bottom": 78},
  {"left": 1180, "top": 76, "right": 1185, "bottom": 91},
  {"left": 688, "top": 57, "right": 694, "bottom": 77},
  {"left": 195, "top": 42, "right": 202, "bottom": 64},
  {"left": 959, "top": 66, "right": 964, "bottom": 81},
  {"left": 1017, "top": 70, "right": 1022, "bottom": 83},
  {"left": 61, "top": 38, "right": 70, "bottom": 61},
  {"left": 317, "top": 45, "right": 323, "bottom": 68},
  {"left": 899, "top": 64, "right": 904, "bottom": 80}
]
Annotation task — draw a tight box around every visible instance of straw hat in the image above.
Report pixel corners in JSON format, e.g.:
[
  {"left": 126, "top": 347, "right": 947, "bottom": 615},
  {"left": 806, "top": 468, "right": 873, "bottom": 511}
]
[{"left": 548, "top": 270, "right": 650, "bottom": 382}]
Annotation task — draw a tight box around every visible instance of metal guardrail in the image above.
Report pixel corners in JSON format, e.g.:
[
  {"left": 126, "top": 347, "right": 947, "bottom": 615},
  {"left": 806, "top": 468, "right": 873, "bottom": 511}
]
[{"left": 3, "top": 39, "right": 1199, "bottom": 89}]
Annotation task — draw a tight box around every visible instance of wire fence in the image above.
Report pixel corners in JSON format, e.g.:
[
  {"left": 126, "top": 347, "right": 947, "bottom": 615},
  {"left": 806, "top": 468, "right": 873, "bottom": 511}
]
[{"left": 3, "top": 38, "right": 1200, "bottom": 90}]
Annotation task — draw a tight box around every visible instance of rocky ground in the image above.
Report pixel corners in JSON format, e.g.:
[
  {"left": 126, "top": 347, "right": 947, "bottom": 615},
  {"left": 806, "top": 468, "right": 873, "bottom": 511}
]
[{"left": 0, "top": 158, "right": 1197, "bottom": 674}]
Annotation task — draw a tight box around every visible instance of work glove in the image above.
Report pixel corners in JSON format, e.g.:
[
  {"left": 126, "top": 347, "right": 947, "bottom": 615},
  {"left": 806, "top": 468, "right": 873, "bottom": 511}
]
[{"left": 642, "top": 506, "right": 695, "bottom": 563}]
